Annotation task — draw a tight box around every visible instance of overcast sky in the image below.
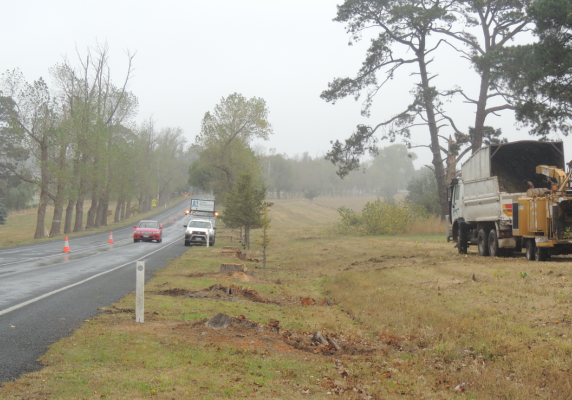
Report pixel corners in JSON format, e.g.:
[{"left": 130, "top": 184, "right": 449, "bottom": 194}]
[{"left": 2, "top": 1, "right": 568, "bottom": 170}]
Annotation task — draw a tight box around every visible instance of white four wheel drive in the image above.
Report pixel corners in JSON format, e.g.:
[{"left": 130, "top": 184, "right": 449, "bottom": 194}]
[{"left": 184, "top": 218, "right": 216, "bottom": 246}]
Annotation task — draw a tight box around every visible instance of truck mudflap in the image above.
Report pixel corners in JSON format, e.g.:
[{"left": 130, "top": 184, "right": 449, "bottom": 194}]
[{"left": 498, "top": 237, "right": 517, "bottom": 249}]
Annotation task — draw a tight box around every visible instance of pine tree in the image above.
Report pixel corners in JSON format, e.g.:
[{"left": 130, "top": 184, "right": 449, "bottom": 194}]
[{"left": 222, "top": 173, "right": 266, "bottom": 250}]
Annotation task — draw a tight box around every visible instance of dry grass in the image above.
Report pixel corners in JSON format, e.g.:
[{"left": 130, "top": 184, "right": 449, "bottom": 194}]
[
  {"left": 2, "top": 198, "right": 572, "bottom": 398},
  {"left": 310, "top": 194, "right": 409, "bottom": 213},
  {"left": 310, "top": 195, "right": 383, "bottom": 212},
  {"left": 405, "top": 216, "right": 446, "bottom": 235},
  {"left": 0, "top": 198, "right": 183, "bottom": 249}
]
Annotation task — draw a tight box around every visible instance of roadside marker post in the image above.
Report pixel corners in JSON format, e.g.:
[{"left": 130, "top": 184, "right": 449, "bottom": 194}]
[
  {"left": 136, "top": 261, "right": 145, "bottom": 323},
  {"left": 206, "top": 232, "right": 209, "bottom": 248}
]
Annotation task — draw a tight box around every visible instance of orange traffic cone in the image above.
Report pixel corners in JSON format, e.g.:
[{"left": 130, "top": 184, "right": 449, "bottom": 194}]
[
  {"left": 168, "top": 219, "right": 170, "bottom": 225},
  {"left": 63, "top": 237, "right": 71, "bottom": 253},
  {"left": 174, "top": 216, "right": 177, "bottom": 221},
  {"left": 108, "top": 231, "right": 114, "bottom": 244}
]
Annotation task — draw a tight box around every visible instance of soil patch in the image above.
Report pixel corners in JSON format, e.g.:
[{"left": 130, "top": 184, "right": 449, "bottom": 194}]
[
  {"left": 99, "top": 306, "right": 135, "bottom": 314},
  {"left": 121, "top": 314, "right": 380, "bottom": 357},
  {"left": 153, "top": 284, "right": 280, "bottom": 305}
]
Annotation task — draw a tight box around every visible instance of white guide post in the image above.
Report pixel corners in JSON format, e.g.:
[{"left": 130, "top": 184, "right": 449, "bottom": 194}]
[
  {"left": 136, "top": 261, "right": 145, "bottom": 323},
  {"left": 206, "top": 232, "right": 209, "bottom": 248}
]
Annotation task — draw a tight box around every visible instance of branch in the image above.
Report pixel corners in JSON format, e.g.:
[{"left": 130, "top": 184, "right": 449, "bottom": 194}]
[{"left": 484, "top": 104, "right": 516, "bottom": 115}]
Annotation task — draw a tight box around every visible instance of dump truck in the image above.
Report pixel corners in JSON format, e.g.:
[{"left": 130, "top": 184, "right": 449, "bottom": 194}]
[{"left": 446, "top": 140, "right": 572, "bottom": 261}]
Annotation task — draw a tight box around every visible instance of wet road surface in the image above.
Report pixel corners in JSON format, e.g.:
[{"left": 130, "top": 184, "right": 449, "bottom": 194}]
[{"left": 0, "top": 198, "right": 204, "bottom": 384}]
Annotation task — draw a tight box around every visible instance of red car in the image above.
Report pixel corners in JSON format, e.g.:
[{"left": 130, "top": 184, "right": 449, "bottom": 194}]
[{"left": 133, "top": 220, "right": 163, "bottom": 243}]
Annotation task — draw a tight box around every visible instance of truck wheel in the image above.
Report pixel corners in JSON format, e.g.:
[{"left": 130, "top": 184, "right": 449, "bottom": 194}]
[
  {"left": 488, "top": 229, "right": 499, "bottom": 257},
  {"left": 535, "top": 247, "right": 548, "bottom": 262},
  {"left": 477, "top": 229, "right": 489, "bottom": 256},
  {"left": 525, "top": 240, "right": 535, "bottom": 261},
  {"left": 458, "top": 225, "right": 468, "bottom": 254}
]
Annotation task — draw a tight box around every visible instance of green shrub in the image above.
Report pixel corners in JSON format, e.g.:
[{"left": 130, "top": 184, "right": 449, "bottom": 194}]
[
  {"left": 336, "top": 198, "right": 428, "bottom": 235},
  {"left": 0, "top": 201, "right": 7, "bottom": 225}
]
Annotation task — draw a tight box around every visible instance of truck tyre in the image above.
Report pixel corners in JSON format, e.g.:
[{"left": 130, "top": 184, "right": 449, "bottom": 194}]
[
  {"left": 458, "top": 223, "right": 468, "bottom": 254},
  {"left": 488, "top": 229, "right": 499, "bottom": 257},
  {"left": 477, "top": 229, "right": 490, "bottom": 256},
  {"left": 525, "top": 240, "right": 535, "bottom": 261},
  {"left": 535, "top": 247, "right": 548, "bottom": 262}
]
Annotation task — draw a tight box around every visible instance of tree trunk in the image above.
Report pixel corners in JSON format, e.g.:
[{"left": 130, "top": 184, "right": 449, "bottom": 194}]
[
  {"left": 100, "top": 190, "right": 110, "bottom": 226},
  {"left": 49, "top": 188, "right": 65, "bottom": 237},
  {"left": 34, "top": 138, "right": 51, "bottom": 239},
  {"left": 417, "top": 48, "right": 448, "bottom": 217},
  {"left": 262, "top": 225, "right": 266, "bottom": 269},
  {"left": 472, "top": 66, "right": 490, "bottom": 153},
  {"left": 125, "top": 200, "right": 131, "bottom": 218},
  {"left": 74, "top": 193, "right": 85, "bottom": 232},
  {"left": 446, "top": 136, "right": 457, "bottom": 183},
  {"left": 34, "top": 186, "right": 49, "bottom": 239},
  {"left": 245, "top": 227, "right": 250, "bottom": 250},
  {"left": 114, "top": 197, "right": 123, "bottom": 223},
  {"left": 85, "top": 186, "right": 99, "bottom": 229},
  {"left": 64, "top": 198, "right": 75, "bottom": 234}
]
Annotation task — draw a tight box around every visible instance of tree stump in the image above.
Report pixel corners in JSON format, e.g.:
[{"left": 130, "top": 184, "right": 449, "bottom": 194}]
[
  {"left": 220, "top": 263, "right": 246, "bottom": 273},
  {"left": 205, "top": 313, "right": 234, "bottom": 330},
  {"left": 311, "top": 331, "right": 328, "bottom": 345}
]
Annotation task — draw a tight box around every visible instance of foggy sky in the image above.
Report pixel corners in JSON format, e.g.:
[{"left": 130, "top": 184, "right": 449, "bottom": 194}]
[{"left": 1, "top": 1, "right": 569, "bottom": 170}]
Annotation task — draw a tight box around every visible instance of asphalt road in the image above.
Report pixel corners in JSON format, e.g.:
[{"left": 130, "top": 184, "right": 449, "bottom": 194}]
[{"left": 0, "top": 197, "right": 206, "bottom": 384}]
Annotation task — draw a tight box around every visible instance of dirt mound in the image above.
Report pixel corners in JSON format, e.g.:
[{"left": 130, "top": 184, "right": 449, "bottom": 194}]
[
  {"left": 99, "top": 306, "right": 134, "bottom": 314},
  {"left": 155, "top": 284, "right": 278, "bottom": 304},
  {"left": 205, "top": 313, "right": 277, "bottom": 332},
  {"left": 160, "top": 288, "right": 188, "bottom": 296}
]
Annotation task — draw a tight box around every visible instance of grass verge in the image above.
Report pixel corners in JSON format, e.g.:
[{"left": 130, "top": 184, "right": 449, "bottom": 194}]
[
  {"left": 2, "top": 198, "right": 572, "bottom": 398},
  {"left": 0, "top": 197, "right": 186, "bottom": 249}
]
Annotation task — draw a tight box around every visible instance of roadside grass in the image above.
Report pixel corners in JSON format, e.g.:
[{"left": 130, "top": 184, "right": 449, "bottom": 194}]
[
  {"left": 0, "top": 197, "right": 185, "bottom": 249},
  {"left": 2, "top": 198, "right": 572, "bottom": 398}
]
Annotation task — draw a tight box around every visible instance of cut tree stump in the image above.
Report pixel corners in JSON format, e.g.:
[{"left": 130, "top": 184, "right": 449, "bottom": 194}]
[
  {"left": 205, "top": 313, "right": 234, "bottom": 330},
  {"left": 311, "top": 331, "right": 328, "bottom": 345},
  {"left": 220, "top": 263, "right": 247, "bottom": 273},
  {"left": 328, "top": 337, "right": 341, "bottom": 351}
]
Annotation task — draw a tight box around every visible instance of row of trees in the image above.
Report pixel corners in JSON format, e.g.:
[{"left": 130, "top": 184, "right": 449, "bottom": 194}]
[
  {"left": 259, "top": 144, "right": 417, "bottom": 199},
  {"left": 0, "top": 44, "right": 190, "bottom": 237},
  {"left": 322, "top": 0, "right": 570, "bottom": 216}
]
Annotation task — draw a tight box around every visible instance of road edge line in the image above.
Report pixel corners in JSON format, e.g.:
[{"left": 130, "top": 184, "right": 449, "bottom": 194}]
[{"left": 0, "top": 237, "right": 183, "bottom": 317}]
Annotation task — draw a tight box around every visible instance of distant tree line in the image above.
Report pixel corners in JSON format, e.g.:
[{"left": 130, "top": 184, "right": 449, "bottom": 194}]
[
  {"left": 258, "top": 144, "right": 417, "bottom": 199},
  {"left": 0, "top": 44, "right": 190, "bottom": 234}
]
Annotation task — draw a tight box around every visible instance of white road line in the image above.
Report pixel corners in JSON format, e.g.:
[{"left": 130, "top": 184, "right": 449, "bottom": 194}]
[{"left": 0, "top": 236, "right": 184, "bottom": 317}]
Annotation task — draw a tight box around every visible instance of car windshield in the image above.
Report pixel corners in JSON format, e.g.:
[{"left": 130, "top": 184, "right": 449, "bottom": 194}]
[
  {"left": 139, "top": 222, "right": 159, "bottom": 229},
  {"left": 190, "top": 221, "right": 211, "bottom": 229}
]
